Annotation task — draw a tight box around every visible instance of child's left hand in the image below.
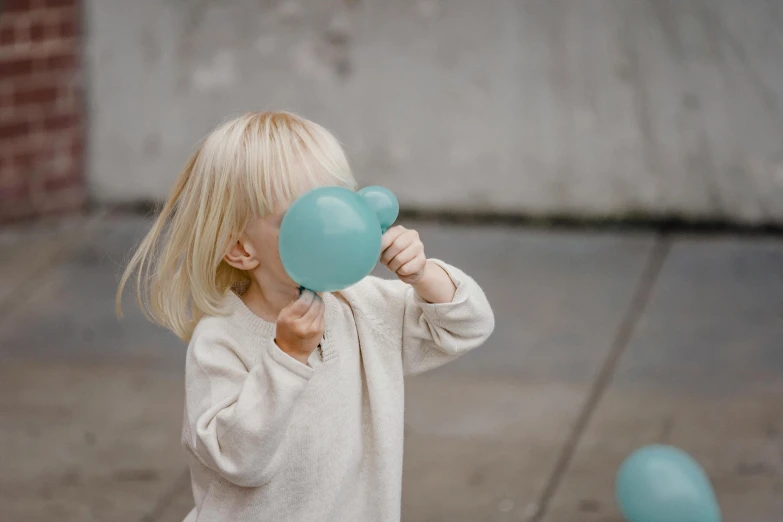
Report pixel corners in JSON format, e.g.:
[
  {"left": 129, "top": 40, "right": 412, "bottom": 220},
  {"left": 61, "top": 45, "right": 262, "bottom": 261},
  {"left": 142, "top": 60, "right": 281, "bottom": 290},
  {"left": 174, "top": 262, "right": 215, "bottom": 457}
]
[{"left": 380, "top": 225, "right": 428, "bottom": 285}]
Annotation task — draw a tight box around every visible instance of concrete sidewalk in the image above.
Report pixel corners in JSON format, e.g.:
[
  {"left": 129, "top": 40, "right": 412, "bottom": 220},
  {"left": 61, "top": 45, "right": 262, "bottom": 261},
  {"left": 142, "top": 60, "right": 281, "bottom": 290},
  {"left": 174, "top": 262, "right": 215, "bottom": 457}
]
[{"left": 1, "top": 215, "right": 781, "bottom": 522}]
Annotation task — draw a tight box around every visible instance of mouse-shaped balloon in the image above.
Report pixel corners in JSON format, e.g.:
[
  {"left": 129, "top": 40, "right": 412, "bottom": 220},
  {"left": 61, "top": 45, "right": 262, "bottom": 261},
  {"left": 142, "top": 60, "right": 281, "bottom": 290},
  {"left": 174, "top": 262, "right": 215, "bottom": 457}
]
[{"left": 278, "top": 185, "right": 399, "bottom": 293}]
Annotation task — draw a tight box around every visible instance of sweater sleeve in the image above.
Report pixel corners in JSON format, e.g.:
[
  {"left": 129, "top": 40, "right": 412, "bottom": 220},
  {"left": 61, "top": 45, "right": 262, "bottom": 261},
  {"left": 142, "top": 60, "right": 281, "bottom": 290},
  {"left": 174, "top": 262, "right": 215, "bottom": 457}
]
[
  {"left": 359, "top": 259, "right": 495, "bottom": 377},
  {"left": 183, "top": 328, "right": 314, "bottom": 488}
]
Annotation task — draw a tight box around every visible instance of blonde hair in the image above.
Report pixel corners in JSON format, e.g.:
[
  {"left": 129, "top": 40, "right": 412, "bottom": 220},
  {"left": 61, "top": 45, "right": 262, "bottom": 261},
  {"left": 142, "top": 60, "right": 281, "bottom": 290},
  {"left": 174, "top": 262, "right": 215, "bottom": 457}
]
[{"left": 116, "top": 111, "right": 357, "bottom": 341}]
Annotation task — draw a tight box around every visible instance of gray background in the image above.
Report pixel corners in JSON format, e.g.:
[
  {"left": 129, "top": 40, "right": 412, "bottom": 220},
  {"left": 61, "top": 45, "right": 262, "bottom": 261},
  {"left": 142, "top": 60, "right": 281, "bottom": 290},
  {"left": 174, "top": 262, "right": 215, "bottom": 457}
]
[{"left": 86, "top": 0, "right": 783, "bottom": 223}]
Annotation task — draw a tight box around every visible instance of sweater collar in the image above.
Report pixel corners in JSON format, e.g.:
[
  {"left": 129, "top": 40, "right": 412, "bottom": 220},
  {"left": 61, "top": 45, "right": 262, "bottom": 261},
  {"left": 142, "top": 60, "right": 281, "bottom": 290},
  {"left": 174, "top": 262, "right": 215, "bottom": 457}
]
[
  {"left": 225, "top": 290, "right": 277, "bottom": 338},
  {"left": 224, "top": 290, "right": 337, "bottom": 341}
]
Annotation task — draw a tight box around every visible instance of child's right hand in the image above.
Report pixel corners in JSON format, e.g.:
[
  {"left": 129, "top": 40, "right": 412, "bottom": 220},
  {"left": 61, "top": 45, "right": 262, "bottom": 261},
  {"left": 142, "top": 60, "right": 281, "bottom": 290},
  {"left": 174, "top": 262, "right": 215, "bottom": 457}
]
[{"left": 275, "top": 290, "right": 325, "bottom": 365}]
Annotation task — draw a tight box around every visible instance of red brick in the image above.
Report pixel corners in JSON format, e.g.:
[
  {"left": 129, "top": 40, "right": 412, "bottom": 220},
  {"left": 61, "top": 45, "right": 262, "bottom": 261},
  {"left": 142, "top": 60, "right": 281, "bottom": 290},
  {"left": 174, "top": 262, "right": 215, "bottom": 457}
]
[
  {"left": 2, "top": 131, "right": 41, "bottom": 155},
  {"left": 31, "top": 55, "right": 46, "bottom": 73},
  {"left": 0, "top": 25, "right": 15, "bottom": 47},
  {"left": 45, "top": 50, "right": 76, "bottom": 70},
  {"left": 13, "top": 150, "right": 37, "bottom": 168},
  {"left": 43, "top": 0, "right": 75, "bottom": 7},
  {"left": 54, "top": 91, "right": 76, "bottom": 112},
  {"left": 0, "top": 120, "right": 30, "bottom": 139},
  {"left": 14, "top": 16, "right": 31, "bottom": 45},
  {"left": 30, "top": 18, "right": 47, "bottom": 42},
  {"left": 0, "top": 88, "right": 13, "bottom": 108},
  {"left": 69, "top": 146, "right": 82, "bottom": 166},
  {"left": 70, "top": 158, "right": 84, "bottom": 178},
  {"left": 15, "top": 69, "right": 62, "bottom": 88},
  {"left": 0, "top": 0, "right": 85, "bottom": 224},
  {"left": 68, "top": 130, "right": 83, "bottom": 151},
  {"left": 0, "top": 181, "right": 30, "bottom": 201},
  {"left": 14, "top": 84, "right": 58, "bottom": 105},
  {"left": 0, "top": 57, "right": 34, "bottom": 78},
  {"left": 43, "top": 113, "right": 73, "bottom": 131},
  {"left": 44, "top": 174, "right": 76, "bottom": 192},
  {"left": 58, "top": 16, "right": 78, "bottom": 39},
  {"left": 2, "top": 0, "right": 35, "bottom": 13}
]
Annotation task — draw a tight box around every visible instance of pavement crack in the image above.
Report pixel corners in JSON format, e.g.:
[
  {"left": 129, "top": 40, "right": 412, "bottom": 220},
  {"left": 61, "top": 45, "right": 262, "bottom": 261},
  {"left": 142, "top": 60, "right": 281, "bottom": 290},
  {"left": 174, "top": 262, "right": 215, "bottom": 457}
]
[{"left": 530, "top": 235, "right": 672, "bottom": 522}]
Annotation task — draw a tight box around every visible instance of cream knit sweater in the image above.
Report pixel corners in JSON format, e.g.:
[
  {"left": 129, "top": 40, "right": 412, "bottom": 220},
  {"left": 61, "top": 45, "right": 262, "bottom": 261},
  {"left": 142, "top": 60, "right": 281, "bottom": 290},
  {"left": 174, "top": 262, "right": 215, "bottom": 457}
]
[{"left": 181, "top": 259, "right": 494, "bottom": 522}]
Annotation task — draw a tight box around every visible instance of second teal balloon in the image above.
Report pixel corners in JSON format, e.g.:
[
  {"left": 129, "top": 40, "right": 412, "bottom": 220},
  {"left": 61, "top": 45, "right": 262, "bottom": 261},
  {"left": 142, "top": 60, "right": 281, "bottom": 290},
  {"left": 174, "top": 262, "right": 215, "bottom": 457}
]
[{"left": 616, "top": 445, "right": 721, "bottom": 522}]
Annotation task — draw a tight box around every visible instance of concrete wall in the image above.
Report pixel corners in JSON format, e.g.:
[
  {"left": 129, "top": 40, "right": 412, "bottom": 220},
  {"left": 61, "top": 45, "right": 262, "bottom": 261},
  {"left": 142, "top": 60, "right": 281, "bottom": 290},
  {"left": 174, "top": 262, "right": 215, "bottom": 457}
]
[{"left": 86, "top": 0, "right": 783, "bottom": 224}]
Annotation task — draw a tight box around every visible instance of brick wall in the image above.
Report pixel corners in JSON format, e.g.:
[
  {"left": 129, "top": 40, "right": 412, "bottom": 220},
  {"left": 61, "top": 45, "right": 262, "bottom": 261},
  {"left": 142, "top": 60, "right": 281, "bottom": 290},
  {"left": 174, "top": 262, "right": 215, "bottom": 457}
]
[{"left": 0, "top": 0, "right": 85, "bottom": 223}]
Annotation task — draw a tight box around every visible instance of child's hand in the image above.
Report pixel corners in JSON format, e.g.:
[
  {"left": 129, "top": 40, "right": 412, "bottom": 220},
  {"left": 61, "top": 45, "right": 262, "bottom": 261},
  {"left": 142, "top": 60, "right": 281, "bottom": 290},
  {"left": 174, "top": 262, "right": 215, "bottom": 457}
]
[
  {"left": 381, "top": 225, "right": 428, "bottom": 285},
  {"left": 275, "top": 290, "right": 325, "bottom": 365}
]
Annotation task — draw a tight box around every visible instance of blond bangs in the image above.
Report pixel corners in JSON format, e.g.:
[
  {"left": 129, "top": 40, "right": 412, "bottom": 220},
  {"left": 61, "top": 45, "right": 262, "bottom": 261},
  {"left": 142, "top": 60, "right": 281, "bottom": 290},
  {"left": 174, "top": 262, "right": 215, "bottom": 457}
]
[
  {"left": 244, "top": 112, "right": 356, "bottom": 218},
  {"left": 116, "top": 111, "right": 357, "bottom": 341}
]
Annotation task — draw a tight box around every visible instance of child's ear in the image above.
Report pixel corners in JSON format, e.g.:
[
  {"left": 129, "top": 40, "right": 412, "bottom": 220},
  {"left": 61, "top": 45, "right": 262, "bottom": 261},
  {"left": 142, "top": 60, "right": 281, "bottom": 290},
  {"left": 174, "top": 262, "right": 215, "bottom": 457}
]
[{"left": 224, "top": 239, "right": 260, "bottom": 271}]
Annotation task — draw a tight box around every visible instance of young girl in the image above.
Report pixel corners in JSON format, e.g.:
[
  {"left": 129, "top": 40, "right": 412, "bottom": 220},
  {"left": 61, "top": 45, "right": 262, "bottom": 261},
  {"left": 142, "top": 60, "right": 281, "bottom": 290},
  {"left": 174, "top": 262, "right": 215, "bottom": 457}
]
[{"left": 117, "top": 111, "right": 494, "bottom": 522}]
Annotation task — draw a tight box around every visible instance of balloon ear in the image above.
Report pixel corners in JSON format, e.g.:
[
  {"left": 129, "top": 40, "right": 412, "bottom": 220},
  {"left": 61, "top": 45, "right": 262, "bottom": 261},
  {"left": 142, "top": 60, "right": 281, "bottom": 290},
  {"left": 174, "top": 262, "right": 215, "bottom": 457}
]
[{"left": 358, "top": 186, "right": 399, "bottom": 233}]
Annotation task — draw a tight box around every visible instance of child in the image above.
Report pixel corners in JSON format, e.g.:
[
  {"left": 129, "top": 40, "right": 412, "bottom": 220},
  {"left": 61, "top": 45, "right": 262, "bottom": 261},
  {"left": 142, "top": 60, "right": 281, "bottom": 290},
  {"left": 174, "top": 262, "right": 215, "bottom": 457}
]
[{"left": 117, "top": 112, "right": 494, "bottom": 522}]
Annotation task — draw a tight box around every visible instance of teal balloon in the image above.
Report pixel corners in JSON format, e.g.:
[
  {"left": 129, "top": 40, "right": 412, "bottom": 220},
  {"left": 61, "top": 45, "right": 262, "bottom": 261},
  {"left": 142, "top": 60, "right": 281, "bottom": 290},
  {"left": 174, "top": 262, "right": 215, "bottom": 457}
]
[
  {"left": 616, "top": 445, "right": 721, "bottom": 522},
  {"left": 279, "top": 185, "right": 398, "bottom": 292},
  {"left": 358, "top": 186, "right": 399, "bottom": 232}
]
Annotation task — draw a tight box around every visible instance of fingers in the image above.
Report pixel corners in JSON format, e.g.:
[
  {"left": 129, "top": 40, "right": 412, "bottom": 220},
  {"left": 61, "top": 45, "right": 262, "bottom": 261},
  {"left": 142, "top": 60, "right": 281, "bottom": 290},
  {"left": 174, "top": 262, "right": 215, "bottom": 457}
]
[
  {"left": 386, "top": 241, "right": 423, "bottom": 273},
  {"left": 274, "top": 290, "right": 325, "bottom": 361},
  {"left": 301, "top": 293, "right": 325, "bottom": 331},
  {"left": 398, "top": 254, "right": 426, "bottom": 277},
  {"left": 381, "top": 227, "right": 420, "bottom": 266},
  {"left": 381, "top": 225, "right": 407, "bottom": 253},
  {"left": 278, "top": 291, "right": 325, "bottom": 340},
  {"left": 286, "top": 289, "right": 315, "bottom": 318}
]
